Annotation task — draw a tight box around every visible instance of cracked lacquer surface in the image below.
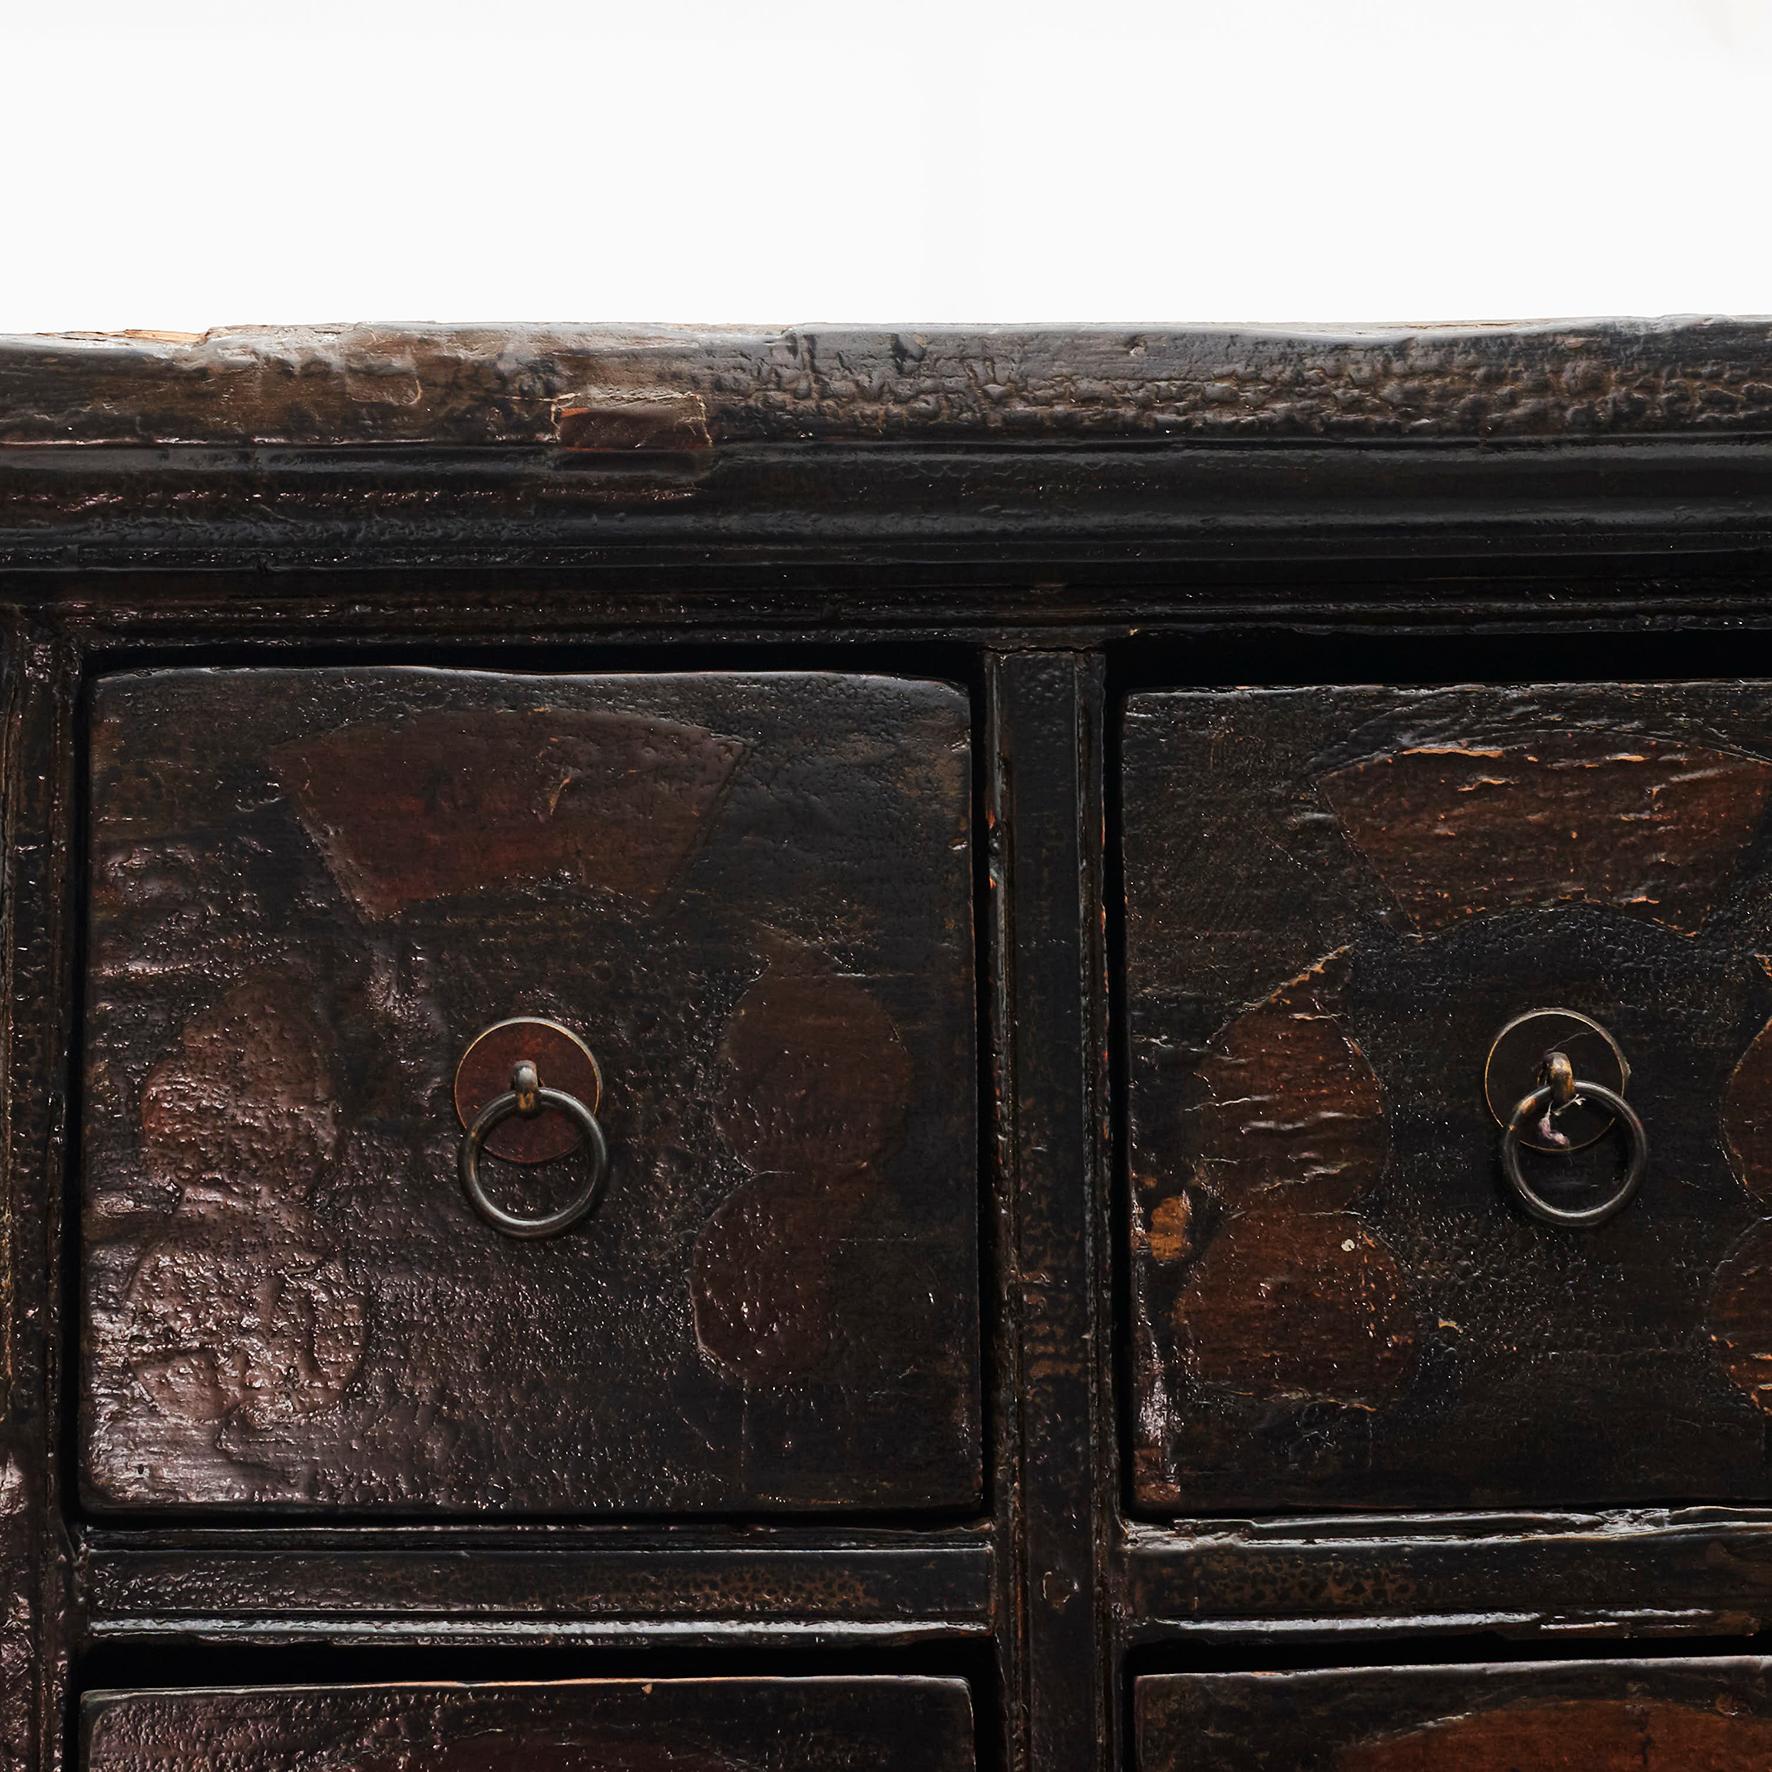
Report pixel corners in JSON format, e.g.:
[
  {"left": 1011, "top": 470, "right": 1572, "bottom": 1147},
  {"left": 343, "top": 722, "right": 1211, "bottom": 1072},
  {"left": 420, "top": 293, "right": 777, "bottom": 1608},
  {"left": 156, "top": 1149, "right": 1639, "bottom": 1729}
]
[
  {"left": 1134, "top": 952, "right": 1415, "bottom": 1434},
  {"left": 1138, "top": 1662, "right": 1772, "bottom": 1772},
  {"left": 1126, "top": 683, "right": 1772, "bottom": 1512},
  {"left": 83, "top": 1679, "right": 976, "bottom": 1772},
  {"left": 11, "top": 319, "right": 1772, "bottom": 445},
  {"left": 81, "top": 668, "right": 980, "bottom": 1514},
  {"left": 1322, "top": 732, "right": 1772, "bottom": 935}
]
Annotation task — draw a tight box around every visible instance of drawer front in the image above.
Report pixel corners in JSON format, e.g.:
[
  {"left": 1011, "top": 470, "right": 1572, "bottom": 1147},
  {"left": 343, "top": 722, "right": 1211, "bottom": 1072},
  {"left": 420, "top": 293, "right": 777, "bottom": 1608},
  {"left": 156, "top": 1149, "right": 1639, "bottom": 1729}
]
[
  {"left": 81, "top": 668, "right": 980, "bottom": 1514},
  {"left": 1125, "top": 683, "right": 1772, "bottom": 1512},
  {"left": 84, "top": 1678, "right": 975, "bottom": 1771},
  {"left": 1136, "top": 1659, "right": 1772, "bottom": 1770}
]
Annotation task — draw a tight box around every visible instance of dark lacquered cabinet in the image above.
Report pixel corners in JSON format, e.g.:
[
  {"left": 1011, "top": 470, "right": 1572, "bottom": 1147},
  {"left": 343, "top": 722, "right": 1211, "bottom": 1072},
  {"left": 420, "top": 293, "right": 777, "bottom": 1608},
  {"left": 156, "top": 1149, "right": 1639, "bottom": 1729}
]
[{"left": 8, "top": 320, "right": 1772, "bottom": 1772}]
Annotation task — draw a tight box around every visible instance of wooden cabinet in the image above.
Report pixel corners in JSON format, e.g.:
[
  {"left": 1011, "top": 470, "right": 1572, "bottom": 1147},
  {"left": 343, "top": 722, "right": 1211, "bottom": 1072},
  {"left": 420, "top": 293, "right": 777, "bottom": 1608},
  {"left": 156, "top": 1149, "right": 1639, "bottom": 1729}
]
[{"left": 7, "top": 320, "right": 1772, "bottom": 1771}]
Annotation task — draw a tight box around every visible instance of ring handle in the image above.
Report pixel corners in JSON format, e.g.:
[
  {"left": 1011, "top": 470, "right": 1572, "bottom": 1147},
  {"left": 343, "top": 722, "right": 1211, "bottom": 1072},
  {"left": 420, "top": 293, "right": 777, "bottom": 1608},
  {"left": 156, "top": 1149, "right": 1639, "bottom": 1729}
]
[
  {"left": 1501, "top": 1074, "right": 1647, "bottom": 1229},
  {"left": 459, "top": 1061, "right": 609, "bottom": 1240}
]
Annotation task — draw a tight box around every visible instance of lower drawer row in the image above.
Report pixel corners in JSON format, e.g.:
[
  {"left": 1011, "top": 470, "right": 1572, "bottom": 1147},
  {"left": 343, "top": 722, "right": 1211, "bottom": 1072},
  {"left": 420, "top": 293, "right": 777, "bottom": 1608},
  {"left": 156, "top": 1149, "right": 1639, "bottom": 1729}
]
[{"left": 77, "top": 1659, "right": 1772, "bottom": 1769}]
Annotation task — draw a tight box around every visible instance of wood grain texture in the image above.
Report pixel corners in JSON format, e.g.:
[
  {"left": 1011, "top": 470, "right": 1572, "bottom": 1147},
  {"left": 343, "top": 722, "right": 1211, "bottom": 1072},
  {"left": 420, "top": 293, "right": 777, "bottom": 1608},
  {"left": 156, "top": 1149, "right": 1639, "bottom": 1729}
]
[
  {"left": 1136, "top": 1659, "right": 1772, "bottom": 1771},
  {"left": 9, "top": 320, "right": 1772, "bottom": 448},
  {"left": 83, "top": 1678, "right": 975, "bottom": 1772},
  {"left": 1125, "top": 682, "right": 1772, "bottom": 1513},
  {"left": 80, "top": 668, "right": 980, "bottom": 1515}
]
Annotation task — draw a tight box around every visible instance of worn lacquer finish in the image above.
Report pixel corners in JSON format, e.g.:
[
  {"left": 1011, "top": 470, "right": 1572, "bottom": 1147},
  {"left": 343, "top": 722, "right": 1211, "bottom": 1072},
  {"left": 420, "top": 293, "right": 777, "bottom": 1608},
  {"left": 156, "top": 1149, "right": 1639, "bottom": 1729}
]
[
  {"left": 9, "top": 319, "right": 1772, "bottom": 1772},
  {"left": 1125, "top": 683, "right": 1772, "bottom": 1512},
  {"left": 81, "top": 668, "right": 980, "bottom": 1514},
  {"left": 1136, "top": 1660, "right": 1772, "bottom": 1771},
  {"left": 11, "top": 320, "right": 1772, "bottom": 447},
  {"left": 83, "top": 1678, "right": 976, "bottom": 1772}
]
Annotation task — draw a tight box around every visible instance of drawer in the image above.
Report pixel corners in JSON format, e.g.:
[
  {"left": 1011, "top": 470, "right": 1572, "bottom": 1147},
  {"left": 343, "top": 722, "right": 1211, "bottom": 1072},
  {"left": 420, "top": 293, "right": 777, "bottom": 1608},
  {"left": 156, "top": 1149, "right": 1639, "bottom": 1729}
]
[
  {"left": 1124, "top": 683, "right": 1772, "bottom": 1512},
  {"left": 1136, "top": 1658, "right": 1772, "bottom": 1770},
  {"left": 81, "top": 668, "right": 980, "bottom": 1514},
  {"left": 83, "top": 1677, "right": 976, "bottom": 1770}
]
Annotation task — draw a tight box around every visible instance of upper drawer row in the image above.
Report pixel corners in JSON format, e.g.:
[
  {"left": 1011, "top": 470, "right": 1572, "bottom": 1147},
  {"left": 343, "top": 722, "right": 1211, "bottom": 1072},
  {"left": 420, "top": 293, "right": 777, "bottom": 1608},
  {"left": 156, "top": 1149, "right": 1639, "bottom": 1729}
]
[{"left": 79, "top": 670, "right": 1772, "bottom": 1519}]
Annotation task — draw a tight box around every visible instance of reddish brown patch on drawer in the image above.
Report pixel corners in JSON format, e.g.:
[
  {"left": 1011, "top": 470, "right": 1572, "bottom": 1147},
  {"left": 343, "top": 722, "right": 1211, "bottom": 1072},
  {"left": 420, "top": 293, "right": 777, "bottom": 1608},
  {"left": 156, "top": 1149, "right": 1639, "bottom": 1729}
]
[
  {"left": 272, "top": 707, "right": 746, "bottom": 918},
  {"left": 1141, "top": 949, "right": 1417, "bottom": 1417},
  {"left": 1321, "top": 732, "right": 1772, "bottom": 935},
  {"left": 693, "top": 962, "right": 912, "bottom": 1383},
  {"left": 1709, "top": 1220, "right": 1772, "bottom": 1414},
  {"left": 692, "top": 1170, "right": 864, "bottom": 1382},
  {"left": 1188, "top": 950, "right": 1385, "bottom": 1213},
  {"left": 1178, "top": 1207, "right": 1415, "bottom": 1407},
  {"left": 714, "top": 965, "right": 911, "bottom": 1173},
  {"left": 1139, "top": 950, "right": 1414, "bottom": 1426},
  {"left": 1724, "top": 989, "right": 1772, "bottom": 1201},
  {"left": 1343, "top": 1697, "right": 1772, "bottom": 1770},
  {"left": 553, "top": 387, "right": 713, "bottom": 452}
]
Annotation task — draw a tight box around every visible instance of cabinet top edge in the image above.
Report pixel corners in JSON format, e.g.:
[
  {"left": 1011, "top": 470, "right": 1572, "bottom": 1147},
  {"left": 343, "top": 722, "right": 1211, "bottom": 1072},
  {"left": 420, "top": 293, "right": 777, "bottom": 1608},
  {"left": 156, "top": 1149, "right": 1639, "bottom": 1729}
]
[{"left": 7, "top": 317, "right": 1772, "bottom": 449}]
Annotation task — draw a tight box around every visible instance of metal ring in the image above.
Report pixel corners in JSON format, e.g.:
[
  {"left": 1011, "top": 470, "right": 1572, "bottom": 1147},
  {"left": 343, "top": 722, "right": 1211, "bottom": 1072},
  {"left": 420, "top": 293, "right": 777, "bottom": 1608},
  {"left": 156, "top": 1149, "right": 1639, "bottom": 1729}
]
[
  {"left": 1501, "top": 1078, "right": 1647, "bottom": 1229},
  {"left": 459, "top": 1084, "right": 608, "bottom": 1240}
]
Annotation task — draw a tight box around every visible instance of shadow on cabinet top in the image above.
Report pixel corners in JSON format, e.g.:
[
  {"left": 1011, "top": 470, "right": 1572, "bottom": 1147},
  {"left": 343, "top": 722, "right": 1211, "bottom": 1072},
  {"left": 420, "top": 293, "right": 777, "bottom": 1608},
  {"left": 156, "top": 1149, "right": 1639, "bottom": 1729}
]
[{"left": 5, "top": 318, "right": 1772, "bottom": 450}]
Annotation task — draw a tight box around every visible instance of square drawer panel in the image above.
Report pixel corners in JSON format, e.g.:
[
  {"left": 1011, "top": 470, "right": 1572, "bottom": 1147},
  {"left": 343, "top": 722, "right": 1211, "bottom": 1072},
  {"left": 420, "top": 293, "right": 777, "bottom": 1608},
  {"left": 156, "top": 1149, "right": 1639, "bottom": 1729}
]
[
  {"left": 83, "top": 1678, "right": 976, "bottom": 1771},
  {"left": 1136, "top": 1658, "right": 1772, "bottom": 1770},
  {"left": 81, "top": 668, "right": 981, "bottom": 1514},
  {"left": 1124, "top": 683, "right": 1772, "bottom": 1513}
]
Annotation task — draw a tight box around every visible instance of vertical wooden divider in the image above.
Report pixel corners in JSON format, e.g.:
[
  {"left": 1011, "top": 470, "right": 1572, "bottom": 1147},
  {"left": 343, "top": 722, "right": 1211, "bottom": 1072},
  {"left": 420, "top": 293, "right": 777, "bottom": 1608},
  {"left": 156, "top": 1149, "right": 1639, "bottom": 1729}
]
[{"left": 988, "top": 650, "right": 1113, "bottom": 1772}]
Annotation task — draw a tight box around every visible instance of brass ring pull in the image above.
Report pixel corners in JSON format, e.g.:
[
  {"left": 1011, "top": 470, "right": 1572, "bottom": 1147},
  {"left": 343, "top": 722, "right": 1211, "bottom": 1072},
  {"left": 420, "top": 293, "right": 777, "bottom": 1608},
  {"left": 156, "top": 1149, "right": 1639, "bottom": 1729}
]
[
  {"left": 1501, "top": 1065, "right": 1647, "bottom": 1229},
  {"left": 459, "top": 1059, "right": 609, "bottom": 1240}
]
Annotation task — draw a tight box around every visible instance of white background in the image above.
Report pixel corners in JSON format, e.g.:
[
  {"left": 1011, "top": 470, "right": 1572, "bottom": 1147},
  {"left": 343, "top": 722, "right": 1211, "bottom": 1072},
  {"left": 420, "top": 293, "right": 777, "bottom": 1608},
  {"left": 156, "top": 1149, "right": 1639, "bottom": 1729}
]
[{"left": 5, "top": 0, "right": 1770, "bottom": 333}]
